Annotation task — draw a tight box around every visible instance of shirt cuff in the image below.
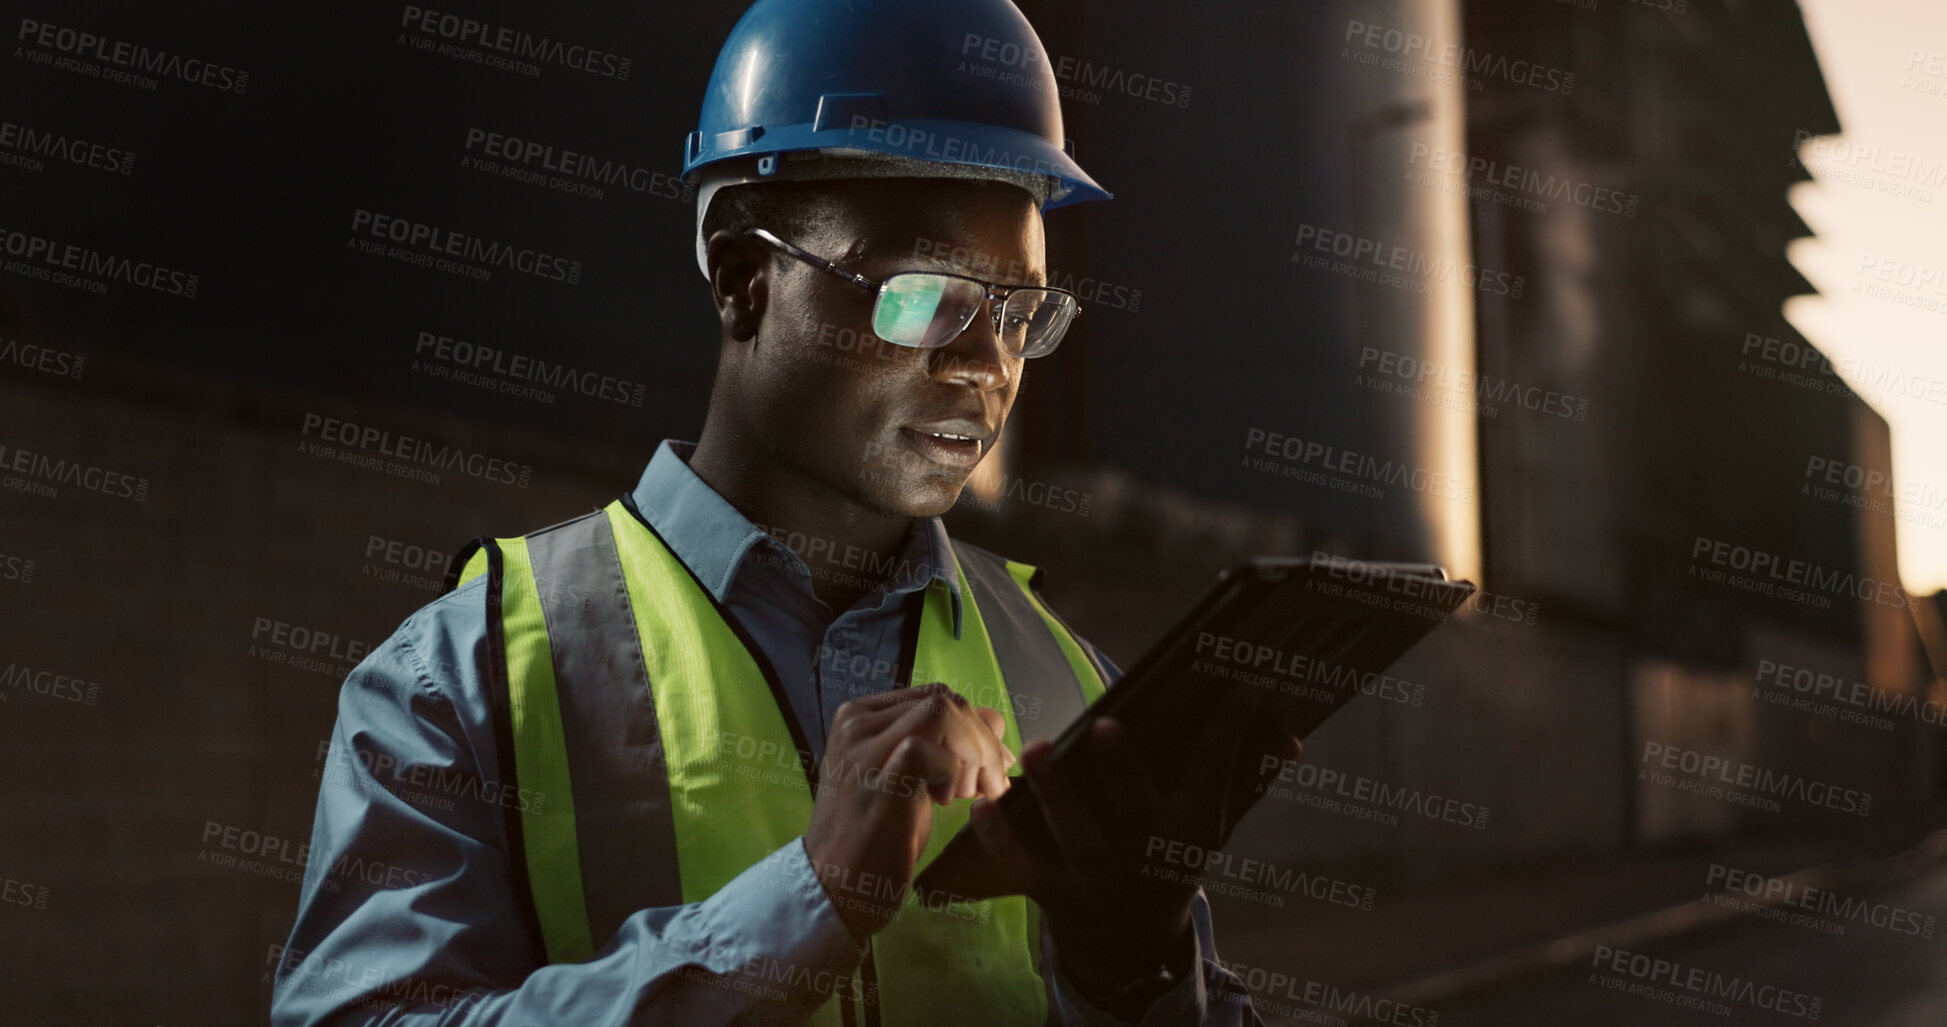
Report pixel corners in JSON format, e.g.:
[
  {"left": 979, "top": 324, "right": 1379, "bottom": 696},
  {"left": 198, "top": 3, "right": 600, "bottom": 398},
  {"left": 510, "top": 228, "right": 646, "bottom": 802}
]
[
  {"left": 688, "top": 837, "right": 868, "bottom": 1001},
  {"left": 1046, "top": 923, "right": 1210, "bottom": 1027}
]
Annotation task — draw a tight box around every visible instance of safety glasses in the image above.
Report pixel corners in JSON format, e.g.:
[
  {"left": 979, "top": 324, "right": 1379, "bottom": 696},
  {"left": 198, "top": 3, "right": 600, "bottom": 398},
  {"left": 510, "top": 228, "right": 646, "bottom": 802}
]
[{"left": 745, "top": 227, "right": 1081, "bottom": 359}]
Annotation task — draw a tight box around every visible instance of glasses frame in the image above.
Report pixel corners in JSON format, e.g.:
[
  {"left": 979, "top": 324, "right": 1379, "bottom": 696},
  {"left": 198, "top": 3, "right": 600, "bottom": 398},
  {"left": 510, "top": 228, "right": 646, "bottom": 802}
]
[{"left": 743, "top": 227, "right": 1082, "bottom": 359}]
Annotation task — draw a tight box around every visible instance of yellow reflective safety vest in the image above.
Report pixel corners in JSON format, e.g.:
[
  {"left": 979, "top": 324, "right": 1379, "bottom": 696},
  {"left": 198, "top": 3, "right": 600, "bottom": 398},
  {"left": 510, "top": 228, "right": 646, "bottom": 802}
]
[{"left": 449, "top": 496, "right": 1108, "bottom": 1027}]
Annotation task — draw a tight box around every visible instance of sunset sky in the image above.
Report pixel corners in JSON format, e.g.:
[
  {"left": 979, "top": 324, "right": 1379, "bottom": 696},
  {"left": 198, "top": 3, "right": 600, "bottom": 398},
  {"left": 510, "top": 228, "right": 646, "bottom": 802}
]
[{"left": 1789, "top": 0, "right": 1947, "bottom": 593}]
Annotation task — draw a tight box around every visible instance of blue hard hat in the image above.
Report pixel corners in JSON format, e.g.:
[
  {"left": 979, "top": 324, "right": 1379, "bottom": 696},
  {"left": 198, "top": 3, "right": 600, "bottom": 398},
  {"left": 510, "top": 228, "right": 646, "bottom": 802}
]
[{"left": 684, "top": 0, "right": 1113, "bottom": 211}]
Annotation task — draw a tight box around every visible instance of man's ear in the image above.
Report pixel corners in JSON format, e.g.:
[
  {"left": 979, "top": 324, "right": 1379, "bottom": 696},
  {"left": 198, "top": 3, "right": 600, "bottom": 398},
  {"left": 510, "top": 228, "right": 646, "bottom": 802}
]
[{"left": 707, "top": 229, "right": 768, "bottom": 343}]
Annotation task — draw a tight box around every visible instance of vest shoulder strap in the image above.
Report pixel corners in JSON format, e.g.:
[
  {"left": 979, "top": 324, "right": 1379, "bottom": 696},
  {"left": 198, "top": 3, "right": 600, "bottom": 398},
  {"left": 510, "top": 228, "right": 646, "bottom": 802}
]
[
  {"left": 950, "top": 540, "right": 1109, "bottom": 711},
  {"left": 443, "top": 507, "right": 615, "bottom": 594}
]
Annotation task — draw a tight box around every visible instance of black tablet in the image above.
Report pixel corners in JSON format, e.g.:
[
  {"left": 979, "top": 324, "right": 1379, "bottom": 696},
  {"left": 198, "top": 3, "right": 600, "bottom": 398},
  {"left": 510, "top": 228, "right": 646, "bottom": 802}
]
[{"left": 913, "top": 555, "right": 1476, "bottom": 896}]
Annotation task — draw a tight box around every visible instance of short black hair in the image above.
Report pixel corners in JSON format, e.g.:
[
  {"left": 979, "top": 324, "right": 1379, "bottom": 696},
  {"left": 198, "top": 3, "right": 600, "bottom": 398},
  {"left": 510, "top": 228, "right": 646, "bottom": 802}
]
[
  {"left": 701, "top": 176, "right": 1041, "bottom": 276},
  {"left": 699, "top": 180, "right": 845, "bottom": 276}
]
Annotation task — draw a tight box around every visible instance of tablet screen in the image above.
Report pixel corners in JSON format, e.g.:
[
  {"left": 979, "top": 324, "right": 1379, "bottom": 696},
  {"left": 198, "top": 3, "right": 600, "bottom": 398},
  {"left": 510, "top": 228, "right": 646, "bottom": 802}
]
[{"left": 915, "top": 556, "right": 1475, "bottom": 895}]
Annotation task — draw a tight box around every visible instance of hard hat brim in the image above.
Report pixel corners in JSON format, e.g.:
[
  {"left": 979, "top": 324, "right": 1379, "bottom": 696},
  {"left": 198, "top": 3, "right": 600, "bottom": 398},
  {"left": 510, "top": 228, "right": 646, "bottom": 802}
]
[{"left": 688, "top": 119, "right": 1112, "bottom": 279}]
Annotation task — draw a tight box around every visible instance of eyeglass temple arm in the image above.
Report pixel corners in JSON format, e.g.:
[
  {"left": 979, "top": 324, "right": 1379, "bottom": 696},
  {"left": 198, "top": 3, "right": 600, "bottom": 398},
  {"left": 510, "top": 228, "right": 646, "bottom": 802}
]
[{"left": 744, "top": 228, "right": 878, "bottom": 294}]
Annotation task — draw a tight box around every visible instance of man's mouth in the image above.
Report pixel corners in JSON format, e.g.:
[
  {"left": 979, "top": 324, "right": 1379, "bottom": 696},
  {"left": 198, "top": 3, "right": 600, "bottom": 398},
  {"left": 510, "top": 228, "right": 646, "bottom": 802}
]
[{"left": 900, "top": 425, "right": 987, "bottom": 469}]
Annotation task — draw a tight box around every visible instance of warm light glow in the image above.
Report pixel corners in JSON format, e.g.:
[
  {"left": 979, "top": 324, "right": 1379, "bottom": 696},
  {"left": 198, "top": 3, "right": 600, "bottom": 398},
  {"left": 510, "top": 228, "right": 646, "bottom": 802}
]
[
  {"left": 731, "top": 48, "right": 765, "bottom": 124},
  {"left": 968, "top": 439, "right": 1005, "bottom": 501},
  {"left": 1425, "top": 0, "right": 1483, "bottom": 584},
  {"left": 1788, "top": 0, "right": 1947, "bottom": 593}
]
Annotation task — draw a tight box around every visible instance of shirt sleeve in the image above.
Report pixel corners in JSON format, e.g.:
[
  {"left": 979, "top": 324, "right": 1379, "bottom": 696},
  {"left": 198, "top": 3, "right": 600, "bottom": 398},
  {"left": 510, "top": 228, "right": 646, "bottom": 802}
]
[
  {"left": 1041, "top": 638, "right": 1264, "bottom": 1027},
  {"left": 269, "top": 579, "right": 866, "bottom": 1027}
]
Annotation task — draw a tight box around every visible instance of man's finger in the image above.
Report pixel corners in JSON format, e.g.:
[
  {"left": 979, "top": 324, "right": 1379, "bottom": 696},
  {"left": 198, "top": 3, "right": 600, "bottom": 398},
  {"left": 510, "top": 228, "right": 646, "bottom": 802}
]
[
  {"left": 831, "top": 683, "right": 956, "bottom": 749},
  {"left": 975, "top": 706, "right": 1011, "bottom": 750},
  {"left": 979, "top": 759, "right": 1012, "bottom": 800},
  {"left": 849, "top": 692, "right": 965, "bottom": 777},
  {"left": 888, "top": 734, "right": 965, "bottom": 806}
]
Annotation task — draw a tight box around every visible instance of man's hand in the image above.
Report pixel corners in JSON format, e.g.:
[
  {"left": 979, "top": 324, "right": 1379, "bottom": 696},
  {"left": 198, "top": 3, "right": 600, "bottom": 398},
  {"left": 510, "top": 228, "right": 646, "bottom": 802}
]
[
  {"left": 966, "top": 685, "right": 1303, "bottom": 1018},
  {"left": 803, "top": 682, "right": 1015, "bottom": 942}
]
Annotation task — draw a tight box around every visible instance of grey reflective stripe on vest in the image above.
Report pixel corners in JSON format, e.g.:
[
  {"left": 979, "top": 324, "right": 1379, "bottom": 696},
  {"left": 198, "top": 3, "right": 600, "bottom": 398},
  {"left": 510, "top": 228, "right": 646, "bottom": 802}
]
[
  {"left": 524, "top": 510, "right": 685, "bottom": 940},
  {"left": 524, "top": 518, "right": 1100, "bottom": 951},
  {"left": 950, "top": 543, "right": 1092, "bottom": 745}
]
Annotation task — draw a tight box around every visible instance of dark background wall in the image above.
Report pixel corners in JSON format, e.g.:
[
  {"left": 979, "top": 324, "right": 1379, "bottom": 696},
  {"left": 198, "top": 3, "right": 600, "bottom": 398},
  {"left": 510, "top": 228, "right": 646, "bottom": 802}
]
[{"left": 4, "top": 1, "right": 1944, "bottom": 1024}]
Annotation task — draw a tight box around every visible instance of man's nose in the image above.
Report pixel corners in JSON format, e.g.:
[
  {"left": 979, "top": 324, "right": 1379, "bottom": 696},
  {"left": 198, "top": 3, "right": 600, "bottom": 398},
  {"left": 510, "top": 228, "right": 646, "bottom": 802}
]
[{"left": 929, "top": 299, "right": 1014, "bottom": 390}]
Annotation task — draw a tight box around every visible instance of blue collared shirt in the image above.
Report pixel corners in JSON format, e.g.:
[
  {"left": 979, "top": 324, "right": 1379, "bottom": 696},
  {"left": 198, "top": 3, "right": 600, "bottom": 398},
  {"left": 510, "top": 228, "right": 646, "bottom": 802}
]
[{"left": 271, "top": 438, "right": 1255, "bottom": 1027}]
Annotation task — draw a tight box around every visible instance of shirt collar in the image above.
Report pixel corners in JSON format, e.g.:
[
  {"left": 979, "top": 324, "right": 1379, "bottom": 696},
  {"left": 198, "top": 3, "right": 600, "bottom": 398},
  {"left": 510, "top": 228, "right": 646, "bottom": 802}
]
[{"left": 630, "top": 439, "right": 963, "bottom": 638}]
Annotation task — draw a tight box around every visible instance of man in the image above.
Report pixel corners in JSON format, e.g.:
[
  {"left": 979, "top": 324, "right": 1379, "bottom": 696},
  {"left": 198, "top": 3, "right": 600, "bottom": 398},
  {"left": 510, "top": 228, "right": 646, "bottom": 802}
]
[{"left": 273, "top": 1, "right": 1299, "bottom": 1024}]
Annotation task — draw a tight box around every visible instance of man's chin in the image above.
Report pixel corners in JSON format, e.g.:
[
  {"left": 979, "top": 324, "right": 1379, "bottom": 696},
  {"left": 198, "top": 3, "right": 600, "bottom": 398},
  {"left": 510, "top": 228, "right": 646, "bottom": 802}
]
[{"left": 861, "top": 476, "right": 967, "bottom": 520}]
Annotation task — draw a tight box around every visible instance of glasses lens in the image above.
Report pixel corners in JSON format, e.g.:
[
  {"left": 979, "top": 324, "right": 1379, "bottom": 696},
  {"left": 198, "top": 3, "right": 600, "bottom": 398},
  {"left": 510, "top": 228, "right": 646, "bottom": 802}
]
[
  {"left": 874, "top": 274, "right": 985, "bottom": 349},
  {"left": 1003, "top": 290, "right": 1079, "bottom": 358}
]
